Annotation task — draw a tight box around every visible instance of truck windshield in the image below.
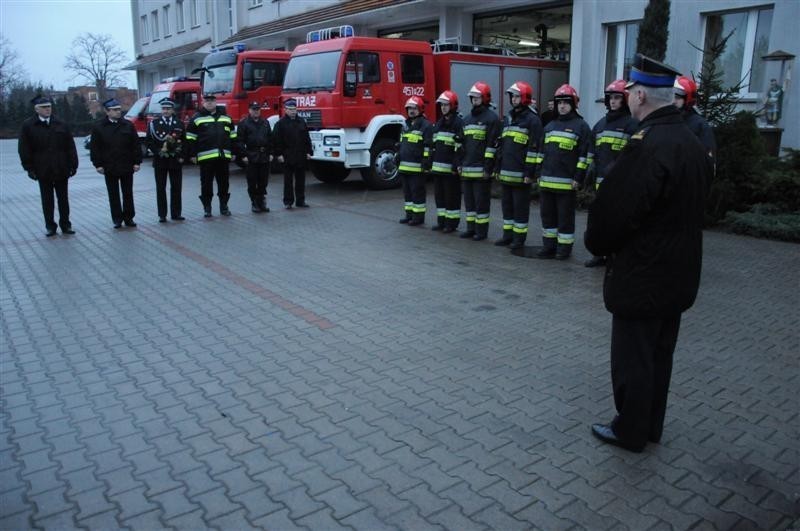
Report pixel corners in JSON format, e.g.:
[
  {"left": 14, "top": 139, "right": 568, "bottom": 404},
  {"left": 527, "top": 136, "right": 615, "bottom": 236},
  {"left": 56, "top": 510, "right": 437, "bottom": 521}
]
[
  {"left": 146, "top": 91, "right": 172, "bottom": 114},
  {"left": 125, "top": 97, "right": 149, "bottom": 119},
  {"left": 203, "top": 65, "right": 237, "bottom": 94},
  {"left": 283, "top": 51, "right": 341, "bottom": 91}
]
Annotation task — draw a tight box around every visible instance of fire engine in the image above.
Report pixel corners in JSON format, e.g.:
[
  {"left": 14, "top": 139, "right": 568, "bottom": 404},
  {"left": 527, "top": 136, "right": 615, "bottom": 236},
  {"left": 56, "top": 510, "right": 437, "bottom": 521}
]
[
  {"left": 145, "top": 76, "right": 203, "bottom": 126},
  {"left": 197, "top": 44, "right": 291, "bottom": 124},
  {"left": 281, "top": 25, "right": 568, "bottom": 190}
]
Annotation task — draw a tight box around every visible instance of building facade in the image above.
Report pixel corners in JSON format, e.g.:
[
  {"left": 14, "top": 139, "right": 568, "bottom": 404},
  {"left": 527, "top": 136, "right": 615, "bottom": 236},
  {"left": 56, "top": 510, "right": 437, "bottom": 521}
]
[{"left": 127, "top": 0, "right": 798, "bottom": 150}]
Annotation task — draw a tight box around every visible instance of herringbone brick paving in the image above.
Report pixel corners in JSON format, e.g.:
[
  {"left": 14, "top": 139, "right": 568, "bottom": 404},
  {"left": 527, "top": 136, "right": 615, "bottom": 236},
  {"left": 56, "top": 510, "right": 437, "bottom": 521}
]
[{"left": 1, "top": 139, "right": 798, "bottom": 530}]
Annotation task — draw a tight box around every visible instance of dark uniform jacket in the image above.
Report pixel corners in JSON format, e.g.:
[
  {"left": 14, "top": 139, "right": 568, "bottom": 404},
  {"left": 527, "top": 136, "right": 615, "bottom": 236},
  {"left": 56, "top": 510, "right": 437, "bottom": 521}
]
[
  {"left": 495, "top": 106, "right": 543, "bottom": 185},
  {"left": 146, "top": 115, "right": 184, "bottom": 168},
  {"left": 90, "top": 118, "right": 142, "bottom": 174},
  {"left": 397, "top": 115, "right": 432, "bottom": 175},
  {"left": 588, "top": 109, "right": 639, "bottom": 187},
  {"left": 460, "top": 105, "right": 500, "bottom": 179},
  {"left": 682, "top": 108, "right": 716, "bottom": 160},
  {"left": 585, "top": 105, "right": 711, "bottom": 319},
  {"left": 429, "top": 112, "right": 464, "bottom": 175},
  {"left": 185, "top": 108, "right": 236, "bottom": 162},
  {"left": 539, "top": 111, "right": 592, "bottom": 192},
  {"left": 237, "top": 116, "right": 272, "bottom": 165},
  {"left": 272, "top": 115, "right": 312, "bottom": 167},
  {"left": 18, "top": 115, "right": 78, "bottom": 181}
]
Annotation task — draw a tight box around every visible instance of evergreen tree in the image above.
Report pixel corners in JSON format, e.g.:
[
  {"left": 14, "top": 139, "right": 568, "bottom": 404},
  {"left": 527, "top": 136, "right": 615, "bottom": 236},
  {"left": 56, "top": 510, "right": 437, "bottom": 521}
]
[
  {"left": 636, "top": 0, "right": 670, "bottom": 61},
  {"left": 691, "top": 31, "right": 744, "bottom": 127}
]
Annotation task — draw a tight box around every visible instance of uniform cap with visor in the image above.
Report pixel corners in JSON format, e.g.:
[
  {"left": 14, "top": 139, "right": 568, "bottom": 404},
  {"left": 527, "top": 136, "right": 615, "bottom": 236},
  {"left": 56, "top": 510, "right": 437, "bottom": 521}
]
[{"left": 625, "top": 53, "right": 681, "bottom": 89}]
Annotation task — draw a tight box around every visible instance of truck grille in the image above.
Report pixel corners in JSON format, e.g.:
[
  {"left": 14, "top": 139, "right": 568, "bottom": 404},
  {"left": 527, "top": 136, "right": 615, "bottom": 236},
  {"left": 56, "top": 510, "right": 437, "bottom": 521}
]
[{"left": 297, "top": 109, "right": 322, "bottom": 127}]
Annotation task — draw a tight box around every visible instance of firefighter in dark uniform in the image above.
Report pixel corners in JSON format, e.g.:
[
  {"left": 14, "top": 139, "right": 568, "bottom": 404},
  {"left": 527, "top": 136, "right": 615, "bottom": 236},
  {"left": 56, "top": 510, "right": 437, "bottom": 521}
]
[
  {"left": 430, "top": 90, "right": 464, "bottom": 233},
  {"left": 396, "top": 96, "right": 432, "bottom": 226},
  {"left": 237, "top": 101, "right": 273, "bottom": 213},
  {"left": 673, "top": 76, "right": 716, "bottom": 163},
  {"left": 90, "top": 98, "right": 142, "bottom": 229},
  {"left": 459, "top": 82, "right": 501, "bottom": 241},
  {"left": 537, "top": 84, "right": 592, "bottom": 260},
  {"left": 18, "top": 95, "right": 78, "bottom": 237},
  {"left": 273, "top": 98, "right": 313, "bottom": 208},
  {"left": 584, "top": 80, "right": 639, "bottom": 267},
  {"left": 186, "top": 93, "right": 236, "bottom": 217},
  {"left": 494, "top": 81, "right": 543, "bottom": 250},
  {"left": 585, "top": 54, "right": 711, "bottom": 452},
  {"left": 146, "top": 97, "right": 185, "bottom": 222}
]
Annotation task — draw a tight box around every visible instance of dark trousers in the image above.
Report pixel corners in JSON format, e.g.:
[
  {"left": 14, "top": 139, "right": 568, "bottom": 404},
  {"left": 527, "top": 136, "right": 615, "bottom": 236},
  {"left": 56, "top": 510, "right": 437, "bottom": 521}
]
[
  {"left": 610, "top": 314, "right": 681, "bottom": 446},
  {"left": 38, "top": 178, "right": 70, "bottom": 230},
  {"left": 433, "top": 173, "right": 461, "bottom": 228},
  {"left": 283, "top": 163, "right": 306, "bottom": 206},
  {"left": 462, "top": 179, "right": 491, "bottom": 235},
  {"left": 246, "top": 162, "right": 270, "bottom": 200},
  {"left": 105, "top": 172, "right": 135, "bottom": 223},
  {"left": 199, "top": 158, "right": 230, "bottom": 203},
  {"left": 400, "top": 171, "right": 426, "bottom": 220},
  {"left": 500, "top": 183, "right": 530, "bottom": 239},
  {"left": 539, "top": 190, "right": 576, "bottom": 251},
  {"left": 154, "top": 164, "right": 182, "bottom": 218}
]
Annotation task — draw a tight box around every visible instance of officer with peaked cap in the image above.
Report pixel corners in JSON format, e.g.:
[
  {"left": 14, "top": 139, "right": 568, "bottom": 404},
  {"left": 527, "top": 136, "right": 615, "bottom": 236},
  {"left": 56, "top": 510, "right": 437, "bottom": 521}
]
[
  {"left": 272, "top": 98, "right": 313, "bottom": 208},
  {"left": 18, "top": 95, "right": 79, "bottom": 236},
  {"left": 147, "top": 97, "right": 185, "bottom": 222},
  {"left": 585, "top": 54, "right": 712, "bottom": 452},
  {"left": 236, "top": 101, "right": 273, "bottom": 212},
  {"left": 90, "top": 98, "right": 142, "bottom": 228}
]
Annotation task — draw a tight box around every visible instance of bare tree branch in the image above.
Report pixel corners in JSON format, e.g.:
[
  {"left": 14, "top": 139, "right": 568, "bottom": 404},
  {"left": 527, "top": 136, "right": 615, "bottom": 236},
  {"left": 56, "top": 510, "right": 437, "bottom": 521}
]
[
  {"left": 0, "top": 34, "right": 27, "bottom": 99},
  {"left": 64, "top": 33, "right": 128, "bottom": 100}
]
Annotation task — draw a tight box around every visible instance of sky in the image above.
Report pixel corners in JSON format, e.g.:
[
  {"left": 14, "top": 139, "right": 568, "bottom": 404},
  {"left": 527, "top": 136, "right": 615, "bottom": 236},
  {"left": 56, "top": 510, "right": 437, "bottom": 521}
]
[{"left": 1, "top": 0, "right": 136, "bottom": 91}]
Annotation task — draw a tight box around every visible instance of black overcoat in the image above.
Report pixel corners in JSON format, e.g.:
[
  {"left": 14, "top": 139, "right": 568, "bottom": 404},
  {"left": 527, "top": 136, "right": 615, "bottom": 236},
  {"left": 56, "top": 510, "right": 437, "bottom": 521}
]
[
  {"left": 18, "top": 115, "right": 78, "bottom": 181},
  {"left": 90, "top": 118, "right": 142, "bottom": 174}
]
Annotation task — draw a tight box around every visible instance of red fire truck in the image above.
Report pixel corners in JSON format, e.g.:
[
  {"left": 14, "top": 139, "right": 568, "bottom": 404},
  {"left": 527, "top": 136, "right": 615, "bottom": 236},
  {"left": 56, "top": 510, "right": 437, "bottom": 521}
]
[
  {"left": 198, "top": 44, "right": 291, "bottom": 124},
  {"left": 281, "top": 26, "right": 568, "bottom": 189},
  {"left": 124, "top": 95, "right": 151, "bottom": 157},
  {"left": 145, "top": 77, "right": 203, "bottom": 126}
]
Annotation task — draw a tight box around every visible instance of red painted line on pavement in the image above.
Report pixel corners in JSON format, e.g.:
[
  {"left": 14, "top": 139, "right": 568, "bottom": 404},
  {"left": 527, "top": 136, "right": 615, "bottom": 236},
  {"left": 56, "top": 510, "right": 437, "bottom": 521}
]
[{"left": 140, "top": 226, "right": 336, "bottom": 330}]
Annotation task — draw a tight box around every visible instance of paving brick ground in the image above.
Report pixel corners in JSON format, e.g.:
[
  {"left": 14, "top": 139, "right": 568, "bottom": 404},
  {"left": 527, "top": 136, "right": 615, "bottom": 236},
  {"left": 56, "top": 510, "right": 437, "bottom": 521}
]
[{"left": 1, "top": 138, "right": 798, "bottom": 530}]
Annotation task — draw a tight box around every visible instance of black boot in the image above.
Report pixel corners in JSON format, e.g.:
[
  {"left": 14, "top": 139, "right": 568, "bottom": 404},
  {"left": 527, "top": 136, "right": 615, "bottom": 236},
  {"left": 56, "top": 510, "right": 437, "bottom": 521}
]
[
  {"left": 473, "top": 222, "right": 488, "bottom": 241},
  {"left": 408, "top": 212, "right": 425, "bottom": 226},
  {"left": 259, "top": 196, "right": 269, "bottom": 212},
  {"left": 431, "top": 215, "right": 445, "bottom": 231},
  {"left": 251, "top": 200, "right": 261, "bottom": 213},
  {"left": 537, "top": 238, "right": 557, "bottom": 258},
  {"left": 220, "top": 193, "right": 231, "bottom": 216},
  {"left": 200, "top": 195, "right": 212, "bottom": 217},
  {"left": 555, "top": 243, "right": 573, "bottom": 260},
  {"left": 584, "top": 255, "right": 606, "bottom": 267},
  {"left": 494, "top": 229, "right": 513, "bottom": 246},
  {"left": 460, "top": 221, "right": 476, "bottom": 239},
  {"left": 509, "top": 233, "right": 526, "bottom": 250},
  {"left": 443, "top": 217, "right": 458, "bottom": 234},
  {"left": 399, "top": 211, "right": 412, "bottom": 224}
]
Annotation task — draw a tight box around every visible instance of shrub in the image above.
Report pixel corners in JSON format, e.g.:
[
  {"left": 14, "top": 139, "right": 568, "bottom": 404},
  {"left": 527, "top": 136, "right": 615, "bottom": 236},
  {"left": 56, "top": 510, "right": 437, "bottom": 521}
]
[{"left": 723, "top": 204, "right": 800, "bottom": 242}]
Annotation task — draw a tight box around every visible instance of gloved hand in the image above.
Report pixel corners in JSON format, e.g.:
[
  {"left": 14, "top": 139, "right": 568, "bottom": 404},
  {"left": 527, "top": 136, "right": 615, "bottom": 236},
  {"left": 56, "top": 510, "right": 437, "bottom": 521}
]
[{"left": 27, "top": 171, "right": 37, "bottom": 181}]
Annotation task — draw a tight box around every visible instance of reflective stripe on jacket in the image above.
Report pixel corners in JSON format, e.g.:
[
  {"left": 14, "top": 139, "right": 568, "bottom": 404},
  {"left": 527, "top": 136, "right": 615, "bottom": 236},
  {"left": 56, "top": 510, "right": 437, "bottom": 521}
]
[
  {"left": 461, "top": 105, "right": 501, "bottom": 179},
  {"left": 397, "top": 116, "right": 432, "bottom": 173},
  {"left": 186, "top": 109, "right": 235, "bottom": 161},
  {"left": 495, "top": 106, "right": 543, "bottom": 186},
  {"left": 539, "top": 112, "right": 591, "bottom": 192}
]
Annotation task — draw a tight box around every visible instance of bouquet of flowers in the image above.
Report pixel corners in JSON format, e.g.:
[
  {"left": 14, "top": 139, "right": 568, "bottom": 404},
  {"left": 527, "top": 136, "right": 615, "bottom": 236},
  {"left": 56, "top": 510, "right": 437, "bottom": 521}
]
[{"left": 159, "top": 132, "right": 183, "bottom": 159}]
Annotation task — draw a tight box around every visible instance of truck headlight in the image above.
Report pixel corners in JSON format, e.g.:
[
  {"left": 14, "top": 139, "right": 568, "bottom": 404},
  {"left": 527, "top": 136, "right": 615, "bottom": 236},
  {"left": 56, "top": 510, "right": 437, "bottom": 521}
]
[{"left": 323, "top": 136, "right": 341, "bottom": 146}]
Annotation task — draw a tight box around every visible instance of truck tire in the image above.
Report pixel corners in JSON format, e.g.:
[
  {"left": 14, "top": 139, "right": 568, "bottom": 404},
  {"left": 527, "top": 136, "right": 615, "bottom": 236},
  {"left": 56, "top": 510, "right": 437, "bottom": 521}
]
[
  {"left": 310, "top": 161, "right": 350, "bottom": 184},
  {"left": 360, "top": 138, "right": 400, "bottom": 190}
]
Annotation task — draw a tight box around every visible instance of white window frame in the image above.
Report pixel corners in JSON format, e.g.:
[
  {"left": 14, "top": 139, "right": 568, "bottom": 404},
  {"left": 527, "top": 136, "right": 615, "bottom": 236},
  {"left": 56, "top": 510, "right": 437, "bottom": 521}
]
[
  {"left": 162, "top": 5, "right": 171, "bottom": 37},
  {"left": 250, "top": 0, "right": 263, "bottom": 7},
  {"left": 190, "top": 0, "right": 199, "bottom": 28},
  {"left": 701, "top": 7, "right": 773, "bottom": 98},
  {"left": 176, "top": 0, "right": 185, "bottom": 32},
  {"left": 604, "top": 20, "right": 641, "bottom": 87},
  {"left": 140, "top": 14, "right": 149, "bottom": 44},
  {"left": 151, "top": 9, "right": 160, "bottom": 40}
]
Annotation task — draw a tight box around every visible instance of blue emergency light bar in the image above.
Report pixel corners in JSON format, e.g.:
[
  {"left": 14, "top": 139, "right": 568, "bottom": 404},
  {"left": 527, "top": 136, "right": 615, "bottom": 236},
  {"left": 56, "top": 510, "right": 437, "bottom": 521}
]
[{"left": 306, "top": 25, "right": 354, "bottom": 43}]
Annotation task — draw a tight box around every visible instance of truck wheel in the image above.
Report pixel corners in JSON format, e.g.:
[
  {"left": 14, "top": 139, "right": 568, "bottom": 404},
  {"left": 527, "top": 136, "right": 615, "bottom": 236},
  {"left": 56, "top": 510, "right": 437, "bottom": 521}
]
[
  {"left": 361, "top": 138, "right": 400, "bottom": 190},
  {"left": 310, "top": 161, "right": 350, "bottom": 184}
]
